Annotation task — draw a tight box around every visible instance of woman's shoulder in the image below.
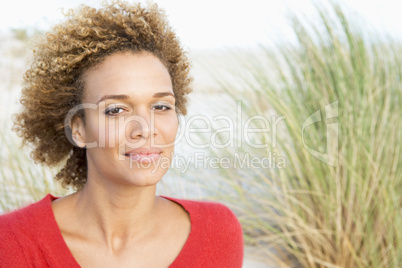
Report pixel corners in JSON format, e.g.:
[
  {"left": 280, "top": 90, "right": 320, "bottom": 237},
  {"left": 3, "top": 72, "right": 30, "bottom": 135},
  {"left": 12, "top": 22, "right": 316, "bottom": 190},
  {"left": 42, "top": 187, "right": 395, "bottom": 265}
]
[
  {"left": 161, "top": 195, "right": 242, "bottom": 227},
  {"left": 0, "top": 194, "right": 53, "bottom": 223},
  {"left": 161, "top": 196, "right": 244, "bottom": 267},
  {"left": 1, "top": 196, "right": 42, "bottom": 226},
  {"left": 0, "top": 194, "right": 54, "bottom": 266},
  {"left": 0, "top": 194, "right": 54, "bottom": 239}
]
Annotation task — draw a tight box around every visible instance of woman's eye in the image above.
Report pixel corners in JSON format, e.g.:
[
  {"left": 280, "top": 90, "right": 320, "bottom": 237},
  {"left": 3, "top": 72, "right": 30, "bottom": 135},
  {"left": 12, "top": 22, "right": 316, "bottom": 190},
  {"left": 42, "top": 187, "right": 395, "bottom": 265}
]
[
  {"left": 152, "top": 104, "right": 172, "bottom": 111},
  {"left": 105, "top": 107, "right": 124, "bottom": 115}
]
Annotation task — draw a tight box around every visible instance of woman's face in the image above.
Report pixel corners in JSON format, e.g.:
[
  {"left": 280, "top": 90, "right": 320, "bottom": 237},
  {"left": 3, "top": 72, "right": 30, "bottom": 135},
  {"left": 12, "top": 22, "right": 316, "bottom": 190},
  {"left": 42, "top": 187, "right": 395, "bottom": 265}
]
[{"left": 73, "top": 51, "right": 178, "bottom": 188}]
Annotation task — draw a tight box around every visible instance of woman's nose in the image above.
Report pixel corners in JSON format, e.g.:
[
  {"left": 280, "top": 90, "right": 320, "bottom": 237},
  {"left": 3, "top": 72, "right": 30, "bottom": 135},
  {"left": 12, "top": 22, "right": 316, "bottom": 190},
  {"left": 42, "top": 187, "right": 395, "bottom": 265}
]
[{"left": 125, "top": 109, "right": 157, "bottom": 141}]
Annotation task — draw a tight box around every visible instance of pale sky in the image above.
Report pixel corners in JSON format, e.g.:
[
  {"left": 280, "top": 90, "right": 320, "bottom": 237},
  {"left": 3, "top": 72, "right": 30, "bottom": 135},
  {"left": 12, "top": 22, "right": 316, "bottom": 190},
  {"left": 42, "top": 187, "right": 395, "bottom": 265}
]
[{"left": 0, "top": 0, "right": 401, "bottom": 50}]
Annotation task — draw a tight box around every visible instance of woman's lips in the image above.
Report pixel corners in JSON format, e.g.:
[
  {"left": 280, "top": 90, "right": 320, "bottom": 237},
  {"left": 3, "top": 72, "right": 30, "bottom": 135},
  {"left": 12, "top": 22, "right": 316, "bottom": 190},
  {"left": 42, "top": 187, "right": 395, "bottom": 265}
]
[
  {"left": 128, "top": 152, "right": 161, "bottom": 163},
  {"left": 124, "top": 148, "right": 163, "bottom": 164}
]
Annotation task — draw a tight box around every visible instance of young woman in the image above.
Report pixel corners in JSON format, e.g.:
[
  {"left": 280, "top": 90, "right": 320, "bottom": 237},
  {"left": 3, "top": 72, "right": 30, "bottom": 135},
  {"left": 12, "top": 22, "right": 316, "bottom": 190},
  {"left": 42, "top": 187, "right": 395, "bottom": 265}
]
[{"left": 0, "top": 1, "right": 243, "bottom": 267}]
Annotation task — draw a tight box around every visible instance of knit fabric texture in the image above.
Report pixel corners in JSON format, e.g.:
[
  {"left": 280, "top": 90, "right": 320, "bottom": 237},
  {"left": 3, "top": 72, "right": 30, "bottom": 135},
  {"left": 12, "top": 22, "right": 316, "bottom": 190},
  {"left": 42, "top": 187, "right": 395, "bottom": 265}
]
[{"left": 0, "top": 194, "right": 244, "bottom": 267}]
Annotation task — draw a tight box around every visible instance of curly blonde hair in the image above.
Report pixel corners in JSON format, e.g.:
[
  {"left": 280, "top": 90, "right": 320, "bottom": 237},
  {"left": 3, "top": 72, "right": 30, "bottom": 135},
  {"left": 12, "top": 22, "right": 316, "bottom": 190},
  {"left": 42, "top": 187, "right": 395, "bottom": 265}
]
[{"left": 13, "top": 1, "right": 192, "bottom": 191}]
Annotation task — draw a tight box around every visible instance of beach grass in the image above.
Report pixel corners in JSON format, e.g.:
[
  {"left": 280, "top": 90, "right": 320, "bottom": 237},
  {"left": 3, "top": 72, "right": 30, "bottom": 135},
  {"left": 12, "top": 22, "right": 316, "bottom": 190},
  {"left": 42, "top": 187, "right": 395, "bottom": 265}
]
[{"left": 200, "top": 2, "right": 401, "bottom": 267}]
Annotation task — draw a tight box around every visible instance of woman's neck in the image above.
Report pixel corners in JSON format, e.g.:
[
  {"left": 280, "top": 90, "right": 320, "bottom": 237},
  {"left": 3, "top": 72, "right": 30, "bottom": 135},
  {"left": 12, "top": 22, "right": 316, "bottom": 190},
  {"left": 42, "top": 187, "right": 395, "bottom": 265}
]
[{"left": 68, "top": 178, "right": 160, "bottom": 254}]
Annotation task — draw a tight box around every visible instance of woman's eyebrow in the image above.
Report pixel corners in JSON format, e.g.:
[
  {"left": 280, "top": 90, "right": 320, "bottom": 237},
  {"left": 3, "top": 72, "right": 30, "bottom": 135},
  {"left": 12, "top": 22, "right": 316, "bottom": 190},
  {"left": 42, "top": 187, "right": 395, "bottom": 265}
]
[
  {"left": 153, "top": 92, "right": 175, "bottom": 98},
  {"left": 97, "top": 94, "right": 129, "bottom": 104},
  {"left": 96, "top": 92, "right": 174, "bottom": 104}
]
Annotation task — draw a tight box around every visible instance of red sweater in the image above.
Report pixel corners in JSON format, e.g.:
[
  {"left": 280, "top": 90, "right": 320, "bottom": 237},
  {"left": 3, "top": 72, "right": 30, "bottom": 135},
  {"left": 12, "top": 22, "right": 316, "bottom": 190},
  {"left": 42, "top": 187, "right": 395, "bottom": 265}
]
[{"left": 0, "top": 194, "right": 243, "bottom": 267}]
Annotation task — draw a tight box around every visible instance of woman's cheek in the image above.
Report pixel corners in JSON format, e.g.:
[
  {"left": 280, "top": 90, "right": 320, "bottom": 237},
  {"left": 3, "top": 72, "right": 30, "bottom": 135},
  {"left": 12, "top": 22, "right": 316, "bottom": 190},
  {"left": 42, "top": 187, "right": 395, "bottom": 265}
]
[
  {"left": 169, "top": 116, "right": 180, "bottom": 141},
  {"left": 89, "top": 117, "right": 120, "bottom": 149},
  {"left": 160, "top": 115, "right": 179, "bottom": 142},
  {"left": 107, "top": 119, "right": 122, "bottom": 148},
  {"left": 83, "top": 115, "right": 100, "bottom": 148}
]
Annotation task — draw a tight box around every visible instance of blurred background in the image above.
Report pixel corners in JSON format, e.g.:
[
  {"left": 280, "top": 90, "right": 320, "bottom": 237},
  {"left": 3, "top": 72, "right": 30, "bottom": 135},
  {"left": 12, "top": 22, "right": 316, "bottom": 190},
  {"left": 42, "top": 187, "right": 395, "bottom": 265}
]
[
  {"left": 0, "top": 0, "right": 401, "bottom": 49},
  {"left": 0, "top": 0, "right": 400, "bottom": 267}
]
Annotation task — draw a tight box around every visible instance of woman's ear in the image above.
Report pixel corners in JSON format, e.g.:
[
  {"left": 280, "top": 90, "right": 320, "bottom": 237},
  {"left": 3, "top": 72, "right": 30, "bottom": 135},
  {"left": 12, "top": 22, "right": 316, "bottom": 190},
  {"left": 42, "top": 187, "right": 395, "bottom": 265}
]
[{"left": 71, "top": 117, "right": 87, "bottom": 148}]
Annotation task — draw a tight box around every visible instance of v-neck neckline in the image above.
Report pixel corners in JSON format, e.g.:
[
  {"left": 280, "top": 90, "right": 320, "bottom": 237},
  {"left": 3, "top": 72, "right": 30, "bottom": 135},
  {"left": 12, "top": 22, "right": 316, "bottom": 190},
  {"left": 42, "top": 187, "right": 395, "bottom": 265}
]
[{"left": 45, "top": 194, "right": 196, "bottom": 267}]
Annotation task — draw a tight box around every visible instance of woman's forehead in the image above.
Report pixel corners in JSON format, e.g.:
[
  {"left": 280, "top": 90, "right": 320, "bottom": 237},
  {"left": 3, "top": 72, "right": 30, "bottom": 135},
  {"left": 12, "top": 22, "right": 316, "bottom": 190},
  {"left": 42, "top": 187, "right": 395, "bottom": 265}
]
[{"left": 82, "top": 52, "right": 174, "bottom": 103}]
